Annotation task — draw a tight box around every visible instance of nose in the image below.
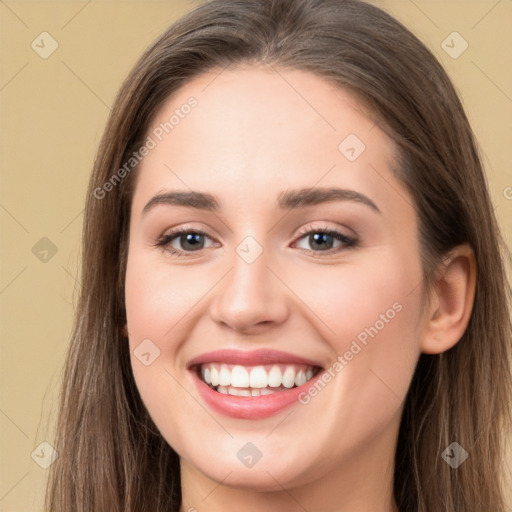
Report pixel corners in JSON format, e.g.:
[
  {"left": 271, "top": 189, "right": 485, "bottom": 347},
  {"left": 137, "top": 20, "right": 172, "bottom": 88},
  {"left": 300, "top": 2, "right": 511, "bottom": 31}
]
[{"left": 209, "top": 244, "right": 290, "bottom": 334}]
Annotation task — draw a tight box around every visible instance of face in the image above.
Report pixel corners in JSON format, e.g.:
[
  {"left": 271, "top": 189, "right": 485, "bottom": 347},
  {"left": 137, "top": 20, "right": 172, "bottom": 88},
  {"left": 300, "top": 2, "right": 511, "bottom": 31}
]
[{"left": 125, "top": 64, "right": 426, "bottom": 491}]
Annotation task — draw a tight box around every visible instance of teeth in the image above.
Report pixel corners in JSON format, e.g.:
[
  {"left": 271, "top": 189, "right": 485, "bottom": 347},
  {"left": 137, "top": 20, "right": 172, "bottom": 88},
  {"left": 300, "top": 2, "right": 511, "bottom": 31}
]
[
  {"left": 219, "top": 365, "right": 231, "bottom": 386},
  {"left": 210, "top": 366, "right": 219, "bottom": 386},
  {"left": 199, "top": 362, "right": 318, "bottom": 392},
  {"left": 231, "top": 365, "right": 249, "bottom": 387},
  {"left": 294, "top": 369, "right": 307, "bottom": 387},
  {"left": 268, "top": 366, "right": 282, "bottom": 387},
  {"left": 249, "top": 366, "right": 268, "bottom": 388},
  {"left": 217, "top": 385, "right": 282, "bottom": 396},
  {"left": 282, "top": 366, "right": 296, "bottom": 388}
]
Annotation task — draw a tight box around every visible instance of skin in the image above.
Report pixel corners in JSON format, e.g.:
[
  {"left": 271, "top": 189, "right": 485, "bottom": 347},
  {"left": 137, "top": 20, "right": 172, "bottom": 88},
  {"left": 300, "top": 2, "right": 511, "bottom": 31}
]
[{"left": 124, "top": 64, "right": 476, "bottom": 512}]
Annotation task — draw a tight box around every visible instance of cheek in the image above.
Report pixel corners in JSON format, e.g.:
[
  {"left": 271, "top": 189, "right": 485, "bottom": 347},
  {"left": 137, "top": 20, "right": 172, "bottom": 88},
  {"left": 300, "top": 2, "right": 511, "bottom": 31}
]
[
  {"left": 307, "top": 254, "right": 423, "bottom": 432},
  {"left": 328, "top": 265, "right": 422, "bottom": 355},
  {"left": 125, "top": 249, "right": 211, "bottom": 341},
  {"left": 124, "top": 249, "right": 219, "bottom": 440},
  {"left": 284, "top": 247, "right": 423, "bottom": 351},
  {"left": 286, "top": 247, "right": 424, "bottom": 417}
]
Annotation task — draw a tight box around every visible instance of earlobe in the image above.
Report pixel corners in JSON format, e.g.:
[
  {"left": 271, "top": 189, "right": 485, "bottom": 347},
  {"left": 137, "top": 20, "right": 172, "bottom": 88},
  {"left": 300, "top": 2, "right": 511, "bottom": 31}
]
[{"left": 420, "top": 244, "right": 477, "bottom": 354}]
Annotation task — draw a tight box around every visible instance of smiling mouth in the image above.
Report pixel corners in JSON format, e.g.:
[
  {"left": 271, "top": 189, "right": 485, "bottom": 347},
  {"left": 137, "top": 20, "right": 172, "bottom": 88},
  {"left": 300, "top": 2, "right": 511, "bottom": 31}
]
[{"left": 194, "top": 362, "right": 323, "bottom": 396}]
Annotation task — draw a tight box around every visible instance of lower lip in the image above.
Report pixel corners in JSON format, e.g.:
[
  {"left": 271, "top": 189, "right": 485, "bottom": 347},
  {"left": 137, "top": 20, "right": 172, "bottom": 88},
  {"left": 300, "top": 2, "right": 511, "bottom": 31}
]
[{"left": 190, "top": 369, "right": 323, "bottom": 419}]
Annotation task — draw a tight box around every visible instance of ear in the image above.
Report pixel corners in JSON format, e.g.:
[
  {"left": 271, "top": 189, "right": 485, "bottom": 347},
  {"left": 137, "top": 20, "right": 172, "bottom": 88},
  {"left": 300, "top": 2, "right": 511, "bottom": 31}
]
[{"left": 420, "top": 244, "right": 477, "bottom": 354}]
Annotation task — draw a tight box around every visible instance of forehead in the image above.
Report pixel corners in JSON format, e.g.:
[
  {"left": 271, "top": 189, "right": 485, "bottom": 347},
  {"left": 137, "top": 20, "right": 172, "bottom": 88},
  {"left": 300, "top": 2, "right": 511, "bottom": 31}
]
[{"left": 131, "top": 64, "right": 403, "bottom": 217}]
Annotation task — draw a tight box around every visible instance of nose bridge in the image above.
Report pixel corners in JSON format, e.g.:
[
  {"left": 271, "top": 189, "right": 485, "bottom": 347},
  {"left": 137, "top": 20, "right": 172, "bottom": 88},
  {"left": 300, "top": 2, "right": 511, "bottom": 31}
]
[{"left": 210, "top": 234, "right": 288, "bottom": 331}]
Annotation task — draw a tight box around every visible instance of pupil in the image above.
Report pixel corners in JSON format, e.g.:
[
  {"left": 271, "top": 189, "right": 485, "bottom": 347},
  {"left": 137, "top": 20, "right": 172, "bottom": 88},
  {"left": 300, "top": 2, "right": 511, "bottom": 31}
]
[
  {"left": 311, "top": 233, "right": 332, "bottom": 250},
  {"left": 182, "top": 233, "right": 203, "bottom": 250}
]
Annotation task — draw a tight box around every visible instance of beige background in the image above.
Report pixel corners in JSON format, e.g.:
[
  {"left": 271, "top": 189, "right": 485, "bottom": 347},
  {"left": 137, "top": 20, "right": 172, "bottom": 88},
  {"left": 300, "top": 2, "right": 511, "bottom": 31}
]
[{"left": 0, "top": 1, "right": 510, "bottom": 510}]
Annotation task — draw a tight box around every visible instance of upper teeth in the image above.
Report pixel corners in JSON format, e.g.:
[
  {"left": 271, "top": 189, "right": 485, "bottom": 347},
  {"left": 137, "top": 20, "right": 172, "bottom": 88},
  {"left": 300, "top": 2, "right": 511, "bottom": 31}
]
[{"left": 200, "top": 363, "right": 315, "bottom": 389}]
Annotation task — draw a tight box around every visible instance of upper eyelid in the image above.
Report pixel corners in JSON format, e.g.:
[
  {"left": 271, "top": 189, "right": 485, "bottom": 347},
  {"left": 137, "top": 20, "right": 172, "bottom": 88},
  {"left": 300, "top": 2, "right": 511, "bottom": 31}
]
[{"left": 162, "top": 223, "right": 353, "bottom": 238}]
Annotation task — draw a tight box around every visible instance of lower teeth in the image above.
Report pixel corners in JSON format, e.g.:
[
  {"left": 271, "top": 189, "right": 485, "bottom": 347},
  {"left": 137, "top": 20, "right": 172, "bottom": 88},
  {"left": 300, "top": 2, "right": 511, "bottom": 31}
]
[{"left": 213, "top": 384, "right": 294, "bottom": 396}]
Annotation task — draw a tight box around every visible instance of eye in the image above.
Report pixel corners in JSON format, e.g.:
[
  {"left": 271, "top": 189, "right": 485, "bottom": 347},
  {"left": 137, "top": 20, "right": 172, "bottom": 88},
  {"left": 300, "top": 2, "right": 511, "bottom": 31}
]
[
  {"left": 293, "top": 225, "right": 358, "bottom": 255},
  {"left": 155, "top": 226, "right": 217, "bottom": 257},
  {"left": 154, "top": 224, "right": 358, "bottom": 258}
]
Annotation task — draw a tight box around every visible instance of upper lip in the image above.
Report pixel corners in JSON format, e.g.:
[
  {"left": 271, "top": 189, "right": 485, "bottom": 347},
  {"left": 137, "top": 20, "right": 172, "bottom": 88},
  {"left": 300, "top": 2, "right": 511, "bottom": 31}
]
[{"left": 187, "top": 349, "right": 324, "bottom": 368}]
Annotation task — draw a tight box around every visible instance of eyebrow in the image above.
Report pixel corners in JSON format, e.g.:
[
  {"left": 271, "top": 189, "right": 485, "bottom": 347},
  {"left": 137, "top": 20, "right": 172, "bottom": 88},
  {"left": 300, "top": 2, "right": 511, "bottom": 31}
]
[{"left": 142, "top": 187, "right": 380, "bottom": 215}]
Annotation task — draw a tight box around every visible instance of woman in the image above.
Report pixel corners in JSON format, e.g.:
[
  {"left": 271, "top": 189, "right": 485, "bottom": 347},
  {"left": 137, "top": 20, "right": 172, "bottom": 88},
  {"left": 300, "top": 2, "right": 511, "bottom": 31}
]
[{"left": 45, "top": 0, "right": 512, "bottom": 510}]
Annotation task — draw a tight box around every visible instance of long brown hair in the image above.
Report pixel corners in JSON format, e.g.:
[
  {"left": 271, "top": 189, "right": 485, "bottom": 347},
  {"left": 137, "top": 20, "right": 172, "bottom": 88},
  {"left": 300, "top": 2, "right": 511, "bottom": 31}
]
[{"left": 45, "top": 0, "right": 512, "bottom": 510}]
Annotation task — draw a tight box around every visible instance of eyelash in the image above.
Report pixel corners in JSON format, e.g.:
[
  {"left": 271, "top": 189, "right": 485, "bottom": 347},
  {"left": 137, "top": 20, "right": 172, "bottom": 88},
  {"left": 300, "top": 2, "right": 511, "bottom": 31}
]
[{"left": 154, "top": 224, "right": 359, "bottom": 258}]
